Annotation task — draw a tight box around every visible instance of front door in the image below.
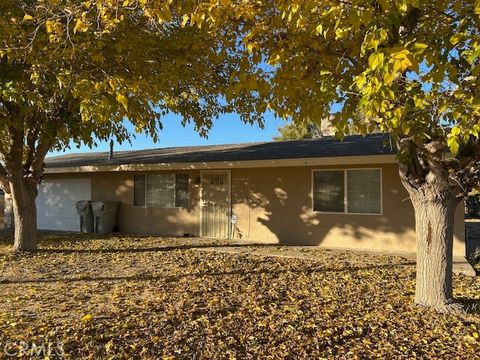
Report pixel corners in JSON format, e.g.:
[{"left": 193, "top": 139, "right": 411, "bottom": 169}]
[{"left": 201, "top": 171, "right": 230, "bottom": 238}]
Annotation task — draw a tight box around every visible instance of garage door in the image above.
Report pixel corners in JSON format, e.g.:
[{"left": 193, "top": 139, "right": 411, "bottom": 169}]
[{"left": 37, "top": 178, "right": 91, "bottom": 231}]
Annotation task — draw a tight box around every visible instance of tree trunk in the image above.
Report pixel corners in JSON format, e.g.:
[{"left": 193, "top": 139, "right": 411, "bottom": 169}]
[
  {"left": 10, "top": 171, "right": 38, "bottom": 252},
  {"left": 398, "top": 147, "right": 464, "bottom": 313},
  {"left": 410, "top": 194, "right": 457, "bottom": 309}
]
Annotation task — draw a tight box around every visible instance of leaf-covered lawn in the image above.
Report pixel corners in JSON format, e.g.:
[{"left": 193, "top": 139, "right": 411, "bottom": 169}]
[{"left": 0, "top": 232, "right": 479, "bottom": 359}]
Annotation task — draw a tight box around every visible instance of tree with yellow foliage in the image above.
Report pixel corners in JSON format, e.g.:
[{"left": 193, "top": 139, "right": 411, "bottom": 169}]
[
  {"left": 0, "top": 1, "right": 263, "bottom": 252},
  {"left": 182, "top": 0, "right": 480, "bottom": 312},
  {"left": 2, "top": 0, "right": 479, "bottom": 313}
]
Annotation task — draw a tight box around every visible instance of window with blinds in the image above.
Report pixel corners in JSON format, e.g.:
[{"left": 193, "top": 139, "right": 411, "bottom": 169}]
[
  {"left": 347, "top": 169, "right": 381, "bottom": 214},
  {"left": 133, "top": 175, "right": 146, "bottom": 207},
  {"left": 134, "top": 174, "right": 189, "bottom": 208},
  {"left": 175, "top": 174, "right": 189, "bottom": 208},
  {"left": 313, "top": 169, "right": 381, "bottom": 214},
  {"left": 313, "top": 171, "right": 345, "bottom": 213}
]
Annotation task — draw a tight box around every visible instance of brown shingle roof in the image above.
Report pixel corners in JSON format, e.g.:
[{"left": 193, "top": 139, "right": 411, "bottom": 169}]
[{"left": 45, "top": 134, "right": 395, "bottom": 168}]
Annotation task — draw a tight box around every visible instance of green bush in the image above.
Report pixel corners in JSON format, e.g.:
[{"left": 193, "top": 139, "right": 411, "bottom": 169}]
[{"left": 466, "top": 194, "right": 480, "bottom": 218}]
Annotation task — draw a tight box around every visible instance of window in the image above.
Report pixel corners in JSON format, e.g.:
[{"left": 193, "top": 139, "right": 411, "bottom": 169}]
[
  {"left": 313, "top": 169, "right": 381, "bottom": 214},
  {"left": 313, "top": 171, "right": 345, "bottom": 213},
  {"left": 146, "top": 174, "right": 175, "bottom": 208},
  {"left": 347, "top": 169, "right": 381, "bottom": 214},
  {"left": 133, "top": 175, "right": 146, "bottom": 207},
  {"left": 134, "top": 174, "right": 189, "bottom": 208},
  {"left": 175, "top": 174, "right": 189, "bottom": 208}
]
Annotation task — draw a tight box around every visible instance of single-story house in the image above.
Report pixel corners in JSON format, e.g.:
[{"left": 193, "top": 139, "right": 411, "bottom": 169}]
[{"left": 10, "top": 134, "right": 469, "bottom": 256}]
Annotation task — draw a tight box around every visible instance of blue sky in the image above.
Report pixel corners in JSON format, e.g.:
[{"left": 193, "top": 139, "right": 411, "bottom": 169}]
[{"left": 50, "top": 111, "right": 285, "bottom": 156}]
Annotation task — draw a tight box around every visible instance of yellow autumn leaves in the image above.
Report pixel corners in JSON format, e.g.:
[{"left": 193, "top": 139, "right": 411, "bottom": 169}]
[
  {"left": 368, "top": 47, "right": 419, "bottom": 75},
  {"left": 32, "top": 13, "right": 87, "bottom": 37},
  {"left": 368, "top": 52, "right": 384, "bottom": 70},
  {"left": 358, "top": 45, "right": 421, "bottom": 134},
  {"left": 74, "top": 18, "right": 89, "bottom": 33},
  {"left": 389, "top": 47, "right": 419, "bottom": 73},
  {"left": 1, "top": 233, "right": 479, "bottom": 358},
  {"left": 9, "top": 0, "right": 480, "bottom": 157},
  {"left": 116, "top": 93, "right": 129, "bottom": 112},
  {"left": 81, "top": 314, "right": 94, "bottom": 323}
]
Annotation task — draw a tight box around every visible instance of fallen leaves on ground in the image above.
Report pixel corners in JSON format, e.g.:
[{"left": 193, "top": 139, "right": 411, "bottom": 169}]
[{"left": 0, "top": 231, "right": 479, "bottom": 359}]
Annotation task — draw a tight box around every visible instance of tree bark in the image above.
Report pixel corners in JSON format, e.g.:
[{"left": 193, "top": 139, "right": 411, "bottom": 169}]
[
  {"left": 397, "top": 145, "right": 464, "bottom": 313},
  {"left": 10, "top": 170, "right": 38, "bottom": 252},
  {"left": 410, "top": 193, "right": 458, "bottom": 309}
]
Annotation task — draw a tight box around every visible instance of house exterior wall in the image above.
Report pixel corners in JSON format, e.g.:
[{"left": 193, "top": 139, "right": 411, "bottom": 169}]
[
  {"left": 41, "top": 162, "right": 466, "bottom": 256},
  {"left": 230, "top": 164, "right": 465, "bottom": 256},
  {"left": 92, "top": 171, "right": 202, "bottom": 236}
]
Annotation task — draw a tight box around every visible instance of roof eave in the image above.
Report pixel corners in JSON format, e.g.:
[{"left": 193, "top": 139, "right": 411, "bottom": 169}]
[{"left": 44, "top": 154, "right": 397, "bottom": 174}]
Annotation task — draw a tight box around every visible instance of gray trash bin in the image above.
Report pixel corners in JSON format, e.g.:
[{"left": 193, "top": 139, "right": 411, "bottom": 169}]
[
  {"left": 76, "top": 201, "right": 94, "bottom": 233},
  {"left": 91, "top": 201, "right": 119, "bottom": 234}
]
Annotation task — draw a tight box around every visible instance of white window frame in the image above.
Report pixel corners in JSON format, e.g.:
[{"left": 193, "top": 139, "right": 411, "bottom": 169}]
[
  {"left": 133, "top": 173, "right": 189, "bottom": 209},
  {"left": 311, "top": 168, "right": 383, "bottom": 216}
]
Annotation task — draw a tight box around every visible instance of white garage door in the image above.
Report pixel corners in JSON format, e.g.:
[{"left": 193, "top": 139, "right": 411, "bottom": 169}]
[{"left": 37, "top": 178, "right": 91, "bottom": 231}]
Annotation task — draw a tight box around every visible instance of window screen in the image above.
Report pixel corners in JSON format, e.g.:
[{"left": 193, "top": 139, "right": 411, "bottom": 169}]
[
  {"left": 313, "top": 169, "right": 382, "bottom": 214},
  {"left": 175, "top": 174, "right": 189, "bottom": 208},
  {"left": 146, "top": 174, "right": 175, "bottom": 208},
  {"left": 134, "top": 175, "right": 146, "bottom": 207},
  {"left": 347, "top": 169, "right": 381, "bottom": 214},
  {"left": 134, "top": 173, "right": 189, "bottom": 208},
  {"left": 313, "top": 171, "right": 345, "bottom": 212}
]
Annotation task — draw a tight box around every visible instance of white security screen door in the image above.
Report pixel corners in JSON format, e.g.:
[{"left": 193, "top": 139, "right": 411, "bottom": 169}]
[{"left": 201, "top": 171, "right": 230, "bottom": 239}]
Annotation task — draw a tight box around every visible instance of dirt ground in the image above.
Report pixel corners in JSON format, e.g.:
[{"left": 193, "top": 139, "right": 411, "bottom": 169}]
[{"left": 0, "top": 232, "right": 479, "bottom": 359}]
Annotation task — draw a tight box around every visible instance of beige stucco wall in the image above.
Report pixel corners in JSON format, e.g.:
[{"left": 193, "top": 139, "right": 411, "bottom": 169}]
[
  {"left": 36, "top": 171, "right": 201, "bottom": 236},
  {"left": 91, "top": 170, "right": 202, "bottom": 236},
  {"left": 42, "top": 163, "right": 466, "bottom": 256},
  {"left": 230, "top": 165, "right": 465, "bottom": 256}
]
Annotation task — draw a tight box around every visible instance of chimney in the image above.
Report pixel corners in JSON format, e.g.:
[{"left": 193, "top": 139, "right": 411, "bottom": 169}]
[{"left": 109, "top": 140, "right": 114, "bottom": 160}]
